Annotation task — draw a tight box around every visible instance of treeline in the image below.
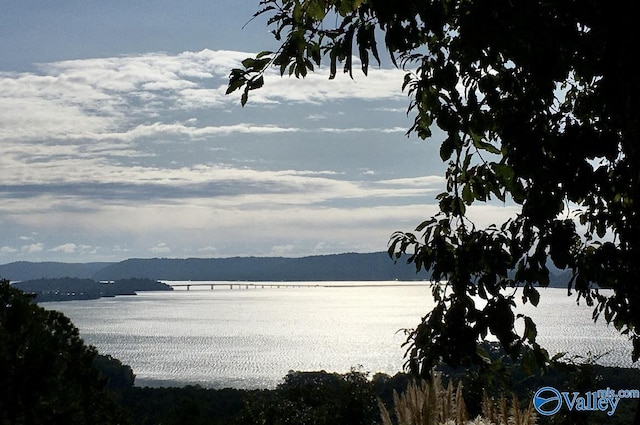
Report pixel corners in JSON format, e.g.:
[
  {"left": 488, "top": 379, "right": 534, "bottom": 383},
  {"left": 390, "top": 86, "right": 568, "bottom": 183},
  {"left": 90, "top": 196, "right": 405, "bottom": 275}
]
[
  {"left": 116, "top": 370, "right": 405, "bottom": 425},
  {"left": 105, "top": 363, "right": 640, "bottom": 425},
  {"left": 12, "top": 277, "right": 172, "bottom": 302}
]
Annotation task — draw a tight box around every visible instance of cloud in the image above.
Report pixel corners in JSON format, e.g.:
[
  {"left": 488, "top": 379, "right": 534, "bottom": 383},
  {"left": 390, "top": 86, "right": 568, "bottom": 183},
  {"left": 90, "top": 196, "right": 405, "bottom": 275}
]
[
  {"left": 249, "top": 64, "right": 406, "bottom": 105},
  {"left": 150, "top": 243, "right": 171, "bottom": 254},
  {"left": 1, "top": 49, "right": 407, "bottom": 144},
  {"left": 49, "top": 243, "right": 78, "bottom": 253},
  {"left": 0, "top": 49, "right": 462, "bottom": 262},
  {"left": 0, "top": 158, "right": 443, "bottom": 210},
  {"left": 377, "top": 176, "right": 446, "bottom": 187},
  {"left": 0, "top": 49, "right": 414, "bottom": 220},
  {"left": 22, "top": 243, "right": 44, "bottom": 254},
  {"left": 198, "top": 246, "right": 219, "bottom": 254},
  {"left": 105, "top": 122, "right": 301, "bottom": 141},
  {"left": 270, "top": 244, "right": 296, "bottom": 256}
]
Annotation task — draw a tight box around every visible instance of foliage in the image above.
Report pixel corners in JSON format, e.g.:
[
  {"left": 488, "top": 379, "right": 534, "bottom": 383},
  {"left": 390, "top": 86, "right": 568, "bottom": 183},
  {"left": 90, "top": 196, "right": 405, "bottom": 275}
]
[
  {"left": 119, "top": 386, "right": 247, "bottom": 425},
  {"left": 479, "top": 391, "right": 537, "bottom": 425},
  {"left": 378, "top": 371, "right": 536, "bottom": 425},
  {"left": 93, "top": 353, "right": 136, "bottom": 389},
  {"left": 1, "top": 362, "right": 624, "bottom": 424},
  {"left": 378, "top": 376, "right": 469, "bottom": 425},
  {"left": 228, "top": 0, "right": 640, "bottom": 375},
  {"left": 235, "top": 369, "right": 379, "bottom": 425},
  {"left": 0, "top": 279, "right": 130, "bottom": 424}
]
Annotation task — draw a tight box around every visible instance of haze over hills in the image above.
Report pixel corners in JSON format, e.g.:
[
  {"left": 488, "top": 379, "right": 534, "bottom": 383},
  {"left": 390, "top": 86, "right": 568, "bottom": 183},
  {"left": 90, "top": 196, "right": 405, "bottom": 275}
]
[
  {"left": 0, "top": 261, "right": 114, "bottom": 281},
  {"left": 0, "top": 252, "right": 572, "bottom": 286},
  {"left": 92, "top": 252, "right": 426, "bottom": 282},
  {"left": 1, "top": 252, "right": 422, "bottom": 282}
]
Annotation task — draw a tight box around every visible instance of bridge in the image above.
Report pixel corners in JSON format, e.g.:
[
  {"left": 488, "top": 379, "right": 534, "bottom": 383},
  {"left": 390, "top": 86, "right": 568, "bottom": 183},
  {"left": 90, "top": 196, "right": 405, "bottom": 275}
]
[
  {"left": 169, "top": 282, "right": 310, "bottom": 290},
  {"left": 166, "top": 282, "right": 427, "bottom": 291}
]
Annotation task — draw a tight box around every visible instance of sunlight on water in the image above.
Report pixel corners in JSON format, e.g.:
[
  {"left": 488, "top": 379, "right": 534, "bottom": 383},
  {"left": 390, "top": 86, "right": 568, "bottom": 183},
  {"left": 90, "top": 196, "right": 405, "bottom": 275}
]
[
  {"left": 518, "top": 287, "right": 632, "bottom": 366},
  {"left": 44, "top": 283, "right": 636, "bottom": 388}
]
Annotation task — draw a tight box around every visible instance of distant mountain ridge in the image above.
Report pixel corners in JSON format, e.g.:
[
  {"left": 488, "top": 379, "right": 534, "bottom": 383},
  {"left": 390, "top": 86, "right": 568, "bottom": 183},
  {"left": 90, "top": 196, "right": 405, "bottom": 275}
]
[
  {"left": 0, "top": 253, "right": 421, "bottom": 282},
  {"left": 0, "top": 252, "right": 572, "bottom": 286},
  {"left": 0, "top": 261, "right": 114, "bottom": 281},
  {"left": 92, "top": 252, "right": 421, "bottom": 282}
]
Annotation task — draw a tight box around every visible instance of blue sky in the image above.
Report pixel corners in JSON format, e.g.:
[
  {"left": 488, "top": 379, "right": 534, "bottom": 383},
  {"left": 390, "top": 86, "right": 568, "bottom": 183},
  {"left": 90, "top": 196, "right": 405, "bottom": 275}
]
[{"left": 0, "top": 1, "right": 517, "bottom": 263}]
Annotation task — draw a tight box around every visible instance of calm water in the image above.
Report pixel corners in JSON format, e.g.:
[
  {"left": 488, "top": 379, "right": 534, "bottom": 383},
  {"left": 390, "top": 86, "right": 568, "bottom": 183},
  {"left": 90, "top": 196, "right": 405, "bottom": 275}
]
[{"left": 43, "top": 282, "right": 636, "bottom": 388}]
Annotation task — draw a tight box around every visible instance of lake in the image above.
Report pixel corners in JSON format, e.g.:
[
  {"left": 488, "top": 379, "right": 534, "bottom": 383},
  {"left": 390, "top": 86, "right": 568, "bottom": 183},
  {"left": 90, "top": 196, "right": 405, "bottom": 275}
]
[{"left": 43, "top": 282, "right": 636, "bottom": 388}]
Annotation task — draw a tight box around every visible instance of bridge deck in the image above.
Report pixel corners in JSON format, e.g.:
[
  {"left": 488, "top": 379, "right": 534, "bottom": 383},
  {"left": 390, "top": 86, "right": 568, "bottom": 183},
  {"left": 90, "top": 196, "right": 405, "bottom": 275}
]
[{"left": 167, "top": 282, "right": 426, "bottom": 290}]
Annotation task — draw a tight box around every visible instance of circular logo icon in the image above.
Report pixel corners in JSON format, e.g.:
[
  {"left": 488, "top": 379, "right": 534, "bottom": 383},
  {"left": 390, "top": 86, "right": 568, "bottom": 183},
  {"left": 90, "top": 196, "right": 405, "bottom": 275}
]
[{"left": 534, "top": 386, "right": 563, "bottom": 416}]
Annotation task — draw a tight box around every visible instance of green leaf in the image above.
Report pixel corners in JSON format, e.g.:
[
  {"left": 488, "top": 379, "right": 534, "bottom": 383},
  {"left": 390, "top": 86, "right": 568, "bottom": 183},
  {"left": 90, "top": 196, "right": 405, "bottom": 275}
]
[
  {"left": 440, "top": 138, "right": 455, "bottom": 161},
  {"left": 343, "top": 25, "right": 355, "bottom": 78},
  {"left": 241, "top": 88, "right": 249, "bottom": 107},
  {"left": 247, "top": 76, "right": 265, "bottom": 90},
  {"left": 415, "top": 218, "right": 435, "bottom": 232},
  {"left": 256, "top": 50, "right": 273, "bottom": 59},
  {"left": 241, "top": 58, "right": 256, "bottom": 69},
  {"left": 307, "top": 42, "right": 321, "bottom": 65},
  {"left": 329, "top": 50, "right": 338, "bottom": 80},
  {"left": 454, "top": 196, "right": 466, "bottom": 216},
  {"left": 492, "top": 163, "right": 514, "bottom": 186},
  {"left": 529, "top": 286, "right": 540, "bottom": 306},
  {"left": 306, "top": 0, "right": 326, "bottom": 20},
  {"left": 522, "top": 315, "right": 538, "bottom": 342},
  {"left": 359, "top": 42, "right": 369, "bottom": 75},
  {"left": 225, "top": 72, "right": 246, "bottom": 95},
  {"left": 292, "top": 2, "right": 303, "bottom": 23},
  {"left": 476, "top": 140, "right": 501, "bottom": 155},
  {"left": 462, "top": 183, "right": 473, "bottom": 204}
]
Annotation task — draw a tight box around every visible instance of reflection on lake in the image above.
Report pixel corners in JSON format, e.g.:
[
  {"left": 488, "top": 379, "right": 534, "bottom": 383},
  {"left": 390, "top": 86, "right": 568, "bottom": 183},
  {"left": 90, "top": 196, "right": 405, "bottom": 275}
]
[{"left": 43, "top": 282, "right": 635, "bottom": 388}]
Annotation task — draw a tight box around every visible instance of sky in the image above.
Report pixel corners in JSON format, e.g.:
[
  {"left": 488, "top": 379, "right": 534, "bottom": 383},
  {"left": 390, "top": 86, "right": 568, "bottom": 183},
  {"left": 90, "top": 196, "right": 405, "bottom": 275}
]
[{"left": 0, "top": 1, "right": 518, "bottom": 263}]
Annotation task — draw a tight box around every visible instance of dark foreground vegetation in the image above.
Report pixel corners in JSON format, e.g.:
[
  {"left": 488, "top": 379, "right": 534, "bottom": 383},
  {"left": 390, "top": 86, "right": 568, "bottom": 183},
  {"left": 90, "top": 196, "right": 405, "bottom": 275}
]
[{"left": 98, "top": 362, "right": 640, "bottom": 425}]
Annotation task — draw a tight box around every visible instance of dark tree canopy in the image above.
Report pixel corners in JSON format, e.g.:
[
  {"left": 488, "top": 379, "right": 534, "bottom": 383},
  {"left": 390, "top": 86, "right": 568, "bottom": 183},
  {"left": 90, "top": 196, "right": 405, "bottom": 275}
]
[
  {"left": 228, "top": 0, "right": 640, "bottom": 374},
  {"left": 0, "top": 280, "right": 129, "bottom": 424}
]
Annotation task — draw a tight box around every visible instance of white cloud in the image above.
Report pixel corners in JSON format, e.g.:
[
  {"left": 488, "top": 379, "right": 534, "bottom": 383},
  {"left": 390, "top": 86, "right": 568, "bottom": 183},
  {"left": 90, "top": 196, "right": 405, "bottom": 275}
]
[
  {"left": 22, "top": 243, "right": 44, "bottom": 254},
  {"left": 0, "top": 49, "right": 458, "bottom": 262},
  {"left": 1, "top": 49, "right": 408, "bottom": 145},
  {"left": 270, "top": 244, "right": 296, "bottom": 256},
  {"left": 0, "top": 96, "right": 117, "bottom": 141},
  {"left": 249, "top": 65, "right": 406, "bottom": 105},
  {"left": 197, "top": 245, "right": 219, "bottom": 254},
  {"left": 378, "top": 176, "right": 446, "bottom": 187},
  {"left": 49, "top": 243, "right": 78, "bottom": 253},
  {"left": 150, "top": 243, "right": 172, "bottom": 254}
]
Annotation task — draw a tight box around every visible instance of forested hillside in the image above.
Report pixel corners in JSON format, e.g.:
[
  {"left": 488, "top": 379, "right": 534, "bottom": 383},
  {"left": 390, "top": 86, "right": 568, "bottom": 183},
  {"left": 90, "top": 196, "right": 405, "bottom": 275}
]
[{"left": 2, "top": 252, "right": 572, "bottom": 286}]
